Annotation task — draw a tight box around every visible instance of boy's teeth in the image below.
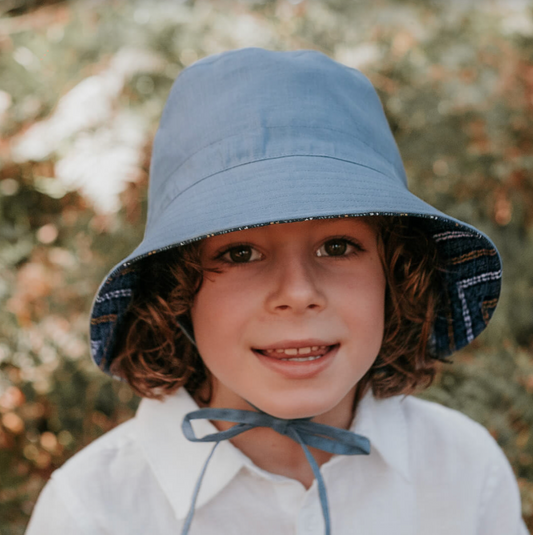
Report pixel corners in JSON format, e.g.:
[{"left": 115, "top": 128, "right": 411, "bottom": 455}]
[{"left": 263, "top": 345, "right": 329, "bottom": 357}]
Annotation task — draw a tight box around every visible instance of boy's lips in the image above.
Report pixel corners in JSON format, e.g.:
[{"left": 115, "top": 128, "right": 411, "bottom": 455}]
[{"left": 252, "top": 344, "right": 339, "bottom": 378}]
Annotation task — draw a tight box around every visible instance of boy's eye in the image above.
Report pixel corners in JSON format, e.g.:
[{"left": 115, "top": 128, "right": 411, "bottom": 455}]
[
  {"left": 217, "top": 237, "right": 363, "bottom": 265},
  {"left": 221, "top": 245, "right": 262, "bottom": 264},
  {"left": 316, "top": 238, "right": 362, "bottom": 258}
]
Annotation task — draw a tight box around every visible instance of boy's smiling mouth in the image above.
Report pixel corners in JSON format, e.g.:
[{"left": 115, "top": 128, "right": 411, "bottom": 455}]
[
  {"left": 252, "top": 344, "right": 340, "bottom": 378},
  {"left": 252, "top": 339, "right": 338, "bottom": 360}
]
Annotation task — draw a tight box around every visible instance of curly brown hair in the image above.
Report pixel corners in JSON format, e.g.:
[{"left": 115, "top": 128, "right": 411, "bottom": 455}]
[{"left": 111, "top": 215, "right": 450, "bottom": 411}]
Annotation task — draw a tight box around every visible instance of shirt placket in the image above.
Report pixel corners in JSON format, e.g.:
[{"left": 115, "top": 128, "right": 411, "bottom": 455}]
[{"left": 297, "top": 484, "right": 325, "bottom": 535}]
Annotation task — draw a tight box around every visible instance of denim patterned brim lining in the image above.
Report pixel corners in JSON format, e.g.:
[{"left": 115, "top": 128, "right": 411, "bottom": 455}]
[{"left": 88, "top": 47, "right": 502, "bottom": 378}]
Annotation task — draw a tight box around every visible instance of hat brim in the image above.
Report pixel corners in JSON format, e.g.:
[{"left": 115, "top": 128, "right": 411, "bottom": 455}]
[{"left": 90, "top": 156, "right": 501, "bottom": 375}]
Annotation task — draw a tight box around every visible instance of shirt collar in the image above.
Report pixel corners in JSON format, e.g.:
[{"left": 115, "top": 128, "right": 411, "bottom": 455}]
[
  {"left": 135, "top": 388, "right": 245, "bottom": 520},
  {"left": 350, "top": 389, "right": 412, "bottom": 483},
  {"left": 135, "top": 387, "right": 411, "bottom": 521}
]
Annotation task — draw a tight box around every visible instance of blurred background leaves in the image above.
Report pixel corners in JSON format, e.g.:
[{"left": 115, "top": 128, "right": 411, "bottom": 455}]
[{"left": 0, "top": 0, "right": 533, "bottom": 532}]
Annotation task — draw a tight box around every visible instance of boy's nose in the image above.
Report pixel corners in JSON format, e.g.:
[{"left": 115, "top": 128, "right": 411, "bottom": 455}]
[{"left": 265, "top": 253, "right": 327, "bottom": 314}]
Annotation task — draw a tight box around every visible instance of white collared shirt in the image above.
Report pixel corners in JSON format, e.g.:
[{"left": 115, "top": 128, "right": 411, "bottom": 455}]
[{"left": 25, "top": 387, "right": 529, "bottom": 535}]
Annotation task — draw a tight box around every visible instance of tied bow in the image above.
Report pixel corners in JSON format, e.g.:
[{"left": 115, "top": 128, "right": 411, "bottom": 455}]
[{"left": 180, "top": 406, "right": 371, "bottom": 535}]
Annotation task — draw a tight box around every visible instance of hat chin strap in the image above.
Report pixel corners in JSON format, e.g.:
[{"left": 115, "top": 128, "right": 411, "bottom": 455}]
[{"left": 177, "top": 316, "right": 198, "bottom": 347}]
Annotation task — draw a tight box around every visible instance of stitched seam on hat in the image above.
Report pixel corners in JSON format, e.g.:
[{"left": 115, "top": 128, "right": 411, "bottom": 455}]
[
  {"left": 152, "top": 125, "right": 400, "bottom": 199},
  {"left": 153, "top": 154, "right": 400, "bottom": 224}
]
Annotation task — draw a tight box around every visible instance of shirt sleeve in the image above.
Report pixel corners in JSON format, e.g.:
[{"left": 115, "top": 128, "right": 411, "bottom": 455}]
[
  {"left": 24, "top": 475, "right": 104, "bottom": 535},
  {"left": 476, "top": 434, "right": 531, "bottom": 535}
]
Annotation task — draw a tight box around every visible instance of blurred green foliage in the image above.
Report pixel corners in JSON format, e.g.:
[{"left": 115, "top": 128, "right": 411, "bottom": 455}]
[{"left": 0, "top": 0, "right": 533, "bottom": 533}]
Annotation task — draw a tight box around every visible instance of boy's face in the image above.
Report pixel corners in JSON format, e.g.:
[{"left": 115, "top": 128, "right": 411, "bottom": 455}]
[{"left": 191, "top": 217, "right": 386, "bottom": 420}]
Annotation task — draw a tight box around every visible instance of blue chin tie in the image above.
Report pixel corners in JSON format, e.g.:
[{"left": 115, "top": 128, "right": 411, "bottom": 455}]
[{"left": 180, "top": 402, "right": 371, "bottom": 535}]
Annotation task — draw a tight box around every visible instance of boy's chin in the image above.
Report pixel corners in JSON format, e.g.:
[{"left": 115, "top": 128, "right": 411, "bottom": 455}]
[
  {"left": 246, "top": 392, "right": 354, "bottom": 422},
  {"left": 205, "top": 376, "right": 357, "bottom": 422}
]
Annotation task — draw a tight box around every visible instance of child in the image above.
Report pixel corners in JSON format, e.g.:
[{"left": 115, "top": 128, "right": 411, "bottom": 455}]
[{"left": 25, "top": 47, "right": 529, "bottom": 534}]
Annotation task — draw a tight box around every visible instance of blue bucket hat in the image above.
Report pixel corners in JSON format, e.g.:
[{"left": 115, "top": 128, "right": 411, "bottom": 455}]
[{"left": 90, "top": 47, "right": 501, "bottom": 373}]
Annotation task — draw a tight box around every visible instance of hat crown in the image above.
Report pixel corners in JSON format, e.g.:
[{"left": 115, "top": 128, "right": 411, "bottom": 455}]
[{"left": 147, "top": 47, "right": 407, "bottom": 228}]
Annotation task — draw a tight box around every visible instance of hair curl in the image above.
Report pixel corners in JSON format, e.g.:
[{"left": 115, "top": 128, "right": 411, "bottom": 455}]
[{"left": 111, "top": 216, "right": 450, "bottom": 412}]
